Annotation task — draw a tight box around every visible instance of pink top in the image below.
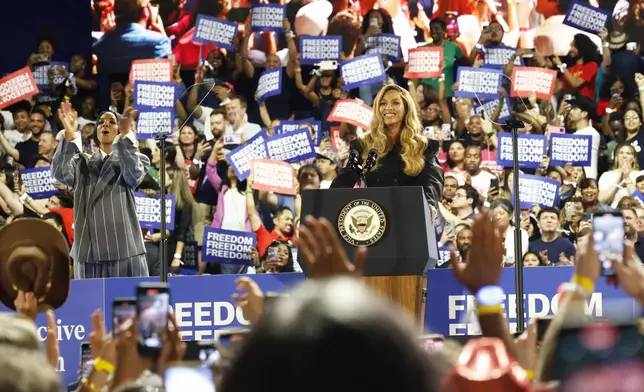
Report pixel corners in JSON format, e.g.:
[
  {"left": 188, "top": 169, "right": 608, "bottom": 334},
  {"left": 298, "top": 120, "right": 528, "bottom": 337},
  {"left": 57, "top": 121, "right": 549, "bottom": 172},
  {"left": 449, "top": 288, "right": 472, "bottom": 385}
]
[{"left": 206, "top": 162, "right": 252, "bottom": 231}]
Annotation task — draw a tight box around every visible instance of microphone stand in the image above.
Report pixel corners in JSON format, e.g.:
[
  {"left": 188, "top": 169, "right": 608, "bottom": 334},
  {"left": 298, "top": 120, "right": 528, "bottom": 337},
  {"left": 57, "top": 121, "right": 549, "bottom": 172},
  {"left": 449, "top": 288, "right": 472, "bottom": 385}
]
[
  {"left": 155, "top": 130, "right": 172, "bottom": 283},
  {"left": 503, "top": 119, "right": 526, "bottom": 334}
]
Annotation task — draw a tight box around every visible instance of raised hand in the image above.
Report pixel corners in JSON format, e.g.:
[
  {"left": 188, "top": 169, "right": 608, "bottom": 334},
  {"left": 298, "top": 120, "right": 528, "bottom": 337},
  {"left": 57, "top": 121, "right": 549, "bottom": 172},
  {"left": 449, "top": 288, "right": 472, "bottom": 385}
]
[
  {"left": 231, "top": 277, "right": 265, "bottom": 324},
  {"left": 119, "top": 107, "right": 138, "bottom": 136},
  {"left": 58, "top": 100, "right": 78, "bottom": 141},
  {"left": 45, "top": 310, "right": 60, "bottom": 368},
  {"left": 14, "top": 290, "right": 37, "bottom": 322},
  {"left": 296, "top": 216, "right": 367, "bottom": 278}
]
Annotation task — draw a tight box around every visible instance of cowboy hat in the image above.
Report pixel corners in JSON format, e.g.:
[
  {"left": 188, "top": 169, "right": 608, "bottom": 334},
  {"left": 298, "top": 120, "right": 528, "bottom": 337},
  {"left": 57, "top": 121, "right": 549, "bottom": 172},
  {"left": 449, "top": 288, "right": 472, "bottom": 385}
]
[{"left": 0, "top": 219, "right": 70, "bottom": 312}]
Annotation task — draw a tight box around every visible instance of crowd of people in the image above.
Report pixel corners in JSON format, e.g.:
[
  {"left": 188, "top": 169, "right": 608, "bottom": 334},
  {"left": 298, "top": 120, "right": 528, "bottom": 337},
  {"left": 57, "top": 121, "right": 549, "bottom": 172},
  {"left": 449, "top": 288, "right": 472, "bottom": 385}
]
[{"left": 2, "top": 0, "right": 644, "bottom": 390}]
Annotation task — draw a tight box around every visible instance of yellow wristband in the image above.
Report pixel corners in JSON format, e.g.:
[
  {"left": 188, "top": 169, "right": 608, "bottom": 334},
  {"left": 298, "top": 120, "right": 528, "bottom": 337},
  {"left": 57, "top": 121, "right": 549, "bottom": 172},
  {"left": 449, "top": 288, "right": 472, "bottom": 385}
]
[
  {"left": 476, "top": 304, "right": 503, "bottom": 315},
  {"left": 94, "top": 357, "right": 115, "bottom": 374},
  {"left": 80, "top": 378, "right": 99, "bottom": 392},
  {"left": 525, "top": 370, "right": 534, "bottom": 380},
  {"left": 176, "top": 78, "right": 183, "bottom": 84},
  {"left": 572, "top": 274, "right": 594, "bottom": 295}
]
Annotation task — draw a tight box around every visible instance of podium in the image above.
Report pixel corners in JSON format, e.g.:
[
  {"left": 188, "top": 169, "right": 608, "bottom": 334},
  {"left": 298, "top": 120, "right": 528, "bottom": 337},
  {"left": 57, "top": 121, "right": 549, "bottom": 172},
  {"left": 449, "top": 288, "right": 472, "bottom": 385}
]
[{"left": 299, "top": 186, "right": 438, "bottom": 325}]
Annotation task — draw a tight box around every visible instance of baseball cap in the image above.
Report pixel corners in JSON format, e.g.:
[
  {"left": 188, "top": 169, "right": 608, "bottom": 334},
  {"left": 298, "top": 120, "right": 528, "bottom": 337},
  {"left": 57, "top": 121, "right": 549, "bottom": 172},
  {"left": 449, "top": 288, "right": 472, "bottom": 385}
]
[
  {"left": 567, "top": 95, "right": 596, "bottom": 121},
  {"left": 315, "top": 147, "right": 339, "bottom": 166}
]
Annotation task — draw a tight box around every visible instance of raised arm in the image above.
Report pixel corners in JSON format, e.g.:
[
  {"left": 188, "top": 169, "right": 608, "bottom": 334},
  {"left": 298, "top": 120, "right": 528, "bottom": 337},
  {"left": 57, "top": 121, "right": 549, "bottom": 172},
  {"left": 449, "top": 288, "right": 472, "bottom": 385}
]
[
  {"left": 113, "top": 108, "right": 150, "bottom": 189},
  {"left": 52, "top": 101, "right": 82, "bottom": 188}
]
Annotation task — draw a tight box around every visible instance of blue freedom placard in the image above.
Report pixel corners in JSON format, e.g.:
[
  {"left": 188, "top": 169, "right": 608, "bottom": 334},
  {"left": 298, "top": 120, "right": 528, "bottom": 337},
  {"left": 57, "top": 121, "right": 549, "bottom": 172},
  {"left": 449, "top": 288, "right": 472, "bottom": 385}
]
[
  {"left": 482, "top": 46, "right": 523, "bottom": 68},
  {"left": 250, "top": 4, "right": 285, "bottom": 32},
  {"left": 133, "top": 192, "right": 176, "bottom": 231},
  {"left": 133, "top": 81, "right": 177, "bottom": 112},
  {"left": 365, "top": 33, "right": 401, "bottom": 61},
  {"left": 266, "top": 127, "right": 316, "bottom": 163},
  {"left": 32, "top": 61, "right": 69, "bottom": 90},
  {"left": 299, "top": 35, "right": 342, "bottom": 65},
  {"left": 563, "top": 0, "right": 610, "bottom": 34},
  {"left": 515, "top": 174, "right": 560, "bottom": 209},
  {"left": 20, "top": 166, "right": 61, "bottom": 199},
  {"left": 202, "top": 227, "right": 257, "bottom": 265},
  {"left": 226, "top": 131, "right": 269, "bottom": 181},
  {"left": 192, "top": 14, "right": 238, "bottom": 50},
  {"left": 340, "top": 54, "right": 386, "bottom": 91},
  {"left": 136, "top": 111, "right": 176, "bottom": 139},
  {"left": 436, "top": 246, "right": 453, "bottom": 268},
  {"left": 454, "top": 67, "right": 502, "bottom": 100},
  {"left": 549, "top": 133, "right": 593, "bottom": 167},
  {"left": 424, "top": 267, "right": 636, "bottom": 336},
  {"left": 633, "top": 190, "right": 644, "bottom": 207},
  {"left": 256, "top": 68, "right": 282, "bottom": 104},
  {"left": 274, "top": 119, "right": 321, "bottom": 146},
  {"left": 473, "top": 96, "right": 512, "bottom": 122},
  {"left": 496, "top": 132, "right": 547, "bottom": 169},
  {"left": 0, "top": 274, "right": 306, "bottom": 386}
]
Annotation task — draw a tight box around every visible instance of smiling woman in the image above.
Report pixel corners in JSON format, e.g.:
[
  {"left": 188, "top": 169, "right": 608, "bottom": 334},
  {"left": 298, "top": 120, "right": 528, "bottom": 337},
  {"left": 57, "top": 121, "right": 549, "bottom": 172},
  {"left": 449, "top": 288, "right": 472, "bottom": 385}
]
[{"left": 331, "top": 84, "right": 444, "bottom": 208}]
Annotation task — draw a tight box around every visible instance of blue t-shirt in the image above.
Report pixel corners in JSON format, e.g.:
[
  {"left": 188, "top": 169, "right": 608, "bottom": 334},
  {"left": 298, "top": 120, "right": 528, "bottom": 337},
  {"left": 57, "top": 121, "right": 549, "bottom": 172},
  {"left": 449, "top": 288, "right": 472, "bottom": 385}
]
[{"left": 529, "top": 237, "right": 576, "bottom": 264}]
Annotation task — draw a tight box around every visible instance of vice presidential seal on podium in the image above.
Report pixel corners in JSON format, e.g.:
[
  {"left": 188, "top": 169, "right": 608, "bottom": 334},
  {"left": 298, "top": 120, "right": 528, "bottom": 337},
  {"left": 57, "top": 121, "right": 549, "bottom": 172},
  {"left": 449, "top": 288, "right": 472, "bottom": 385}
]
[{"left": 337, "top": 199, "right": 387, "bottom": 247}]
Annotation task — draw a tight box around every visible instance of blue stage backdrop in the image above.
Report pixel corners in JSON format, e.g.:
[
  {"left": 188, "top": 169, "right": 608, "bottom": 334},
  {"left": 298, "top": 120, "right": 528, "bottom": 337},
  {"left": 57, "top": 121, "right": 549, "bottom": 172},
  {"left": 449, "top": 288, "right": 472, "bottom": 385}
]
[
  {"left": 424, "top": 267, "right": 641, "bottom": 335},
  {"left": 0, "top": 273, "right": 305, "bottom": 386}
]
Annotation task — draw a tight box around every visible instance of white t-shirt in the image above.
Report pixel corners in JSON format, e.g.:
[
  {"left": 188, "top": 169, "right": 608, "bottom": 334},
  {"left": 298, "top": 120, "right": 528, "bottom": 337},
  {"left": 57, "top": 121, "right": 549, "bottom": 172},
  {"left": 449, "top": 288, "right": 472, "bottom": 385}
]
[
  {"left": 193, "top": 105, "right": 215, "bottom": 140},
  {"left": 0, "top": 111, "right": 14, "bottom": 130},
  {"left": 575, "top": 125, "right": 600, "bottom": 179},
  {"left": 3, "top": 129, "right": 31, "bottom": 148},
  {"left": 470, "top": 170, "right": 496, "bottom": 200},
  {"left": 502, "top": 227, "right": 529, "bottom": 266},
  {"left": 225, "top": 122, "right": 261, "bottom": 141},
  {"left": 220, "top": 189, "right": 248, "bottom": 231},
  {"left": 320, "top": 180, "right": 333, "bottom": 189},
  {"left": 598, "top": 170, "right": 644, "bottom": 208}
]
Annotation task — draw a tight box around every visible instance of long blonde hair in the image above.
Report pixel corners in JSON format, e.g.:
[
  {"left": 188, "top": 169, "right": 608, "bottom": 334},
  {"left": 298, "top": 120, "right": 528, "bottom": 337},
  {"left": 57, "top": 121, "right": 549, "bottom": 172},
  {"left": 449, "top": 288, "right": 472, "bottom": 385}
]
[
  {"left": 612, "top": 143, "right": 640, "bottom": 171},
  {"left": 365, "top": 84, "right": 428, "bottom": 176},
  {"left": 167, "top": 166, "right": 197, "bottom": 211}
]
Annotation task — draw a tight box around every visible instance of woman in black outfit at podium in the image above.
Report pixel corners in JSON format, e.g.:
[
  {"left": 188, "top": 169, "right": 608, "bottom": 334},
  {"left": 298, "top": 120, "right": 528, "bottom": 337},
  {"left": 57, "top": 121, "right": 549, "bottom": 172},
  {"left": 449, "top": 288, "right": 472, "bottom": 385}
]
[{"left": 330, "top": 84, "right": 444, "bottom": 207}]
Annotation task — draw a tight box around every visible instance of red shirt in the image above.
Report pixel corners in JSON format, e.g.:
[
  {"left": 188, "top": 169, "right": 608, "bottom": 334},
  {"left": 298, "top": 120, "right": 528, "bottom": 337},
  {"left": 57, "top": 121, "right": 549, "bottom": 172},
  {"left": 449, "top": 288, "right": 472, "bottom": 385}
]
[
  {"left": 50, "top": 207, "right": 74, "bottom": 245},
  {"left": 561, "top": 62, "right": 598, "bottom": 101},
  {"left": 255, "top": 225, "right": 293, "bottom": 256}
]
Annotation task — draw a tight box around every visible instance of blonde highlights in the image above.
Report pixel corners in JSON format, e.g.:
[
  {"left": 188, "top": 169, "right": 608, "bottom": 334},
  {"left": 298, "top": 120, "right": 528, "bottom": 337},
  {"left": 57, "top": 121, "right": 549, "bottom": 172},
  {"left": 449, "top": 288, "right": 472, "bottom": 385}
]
[{"left": 366, "top": 84, "right": 428, "bottom": 176}]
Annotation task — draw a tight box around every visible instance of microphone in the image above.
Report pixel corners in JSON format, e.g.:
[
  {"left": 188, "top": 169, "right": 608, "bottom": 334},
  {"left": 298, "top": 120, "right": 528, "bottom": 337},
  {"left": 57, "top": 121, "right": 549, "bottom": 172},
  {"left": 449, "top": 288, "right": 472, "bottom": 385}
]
[
  {"left": 364, "top": 148, "right": 378, "bottom": 175},
  {"left": 347, "top": 149, "right": 362, "bottom": 173}
]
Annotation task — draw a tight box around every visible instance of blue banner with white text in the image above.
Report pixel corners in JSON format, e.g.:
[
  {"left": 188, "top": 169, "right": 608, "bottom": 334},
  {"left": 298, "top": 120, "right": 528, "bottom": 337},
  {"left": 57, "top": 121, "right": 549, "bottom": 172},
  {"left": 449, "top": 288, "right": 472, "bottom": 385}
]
[{"left": 496, "top": 132, "right": 547, "bottom": 169}]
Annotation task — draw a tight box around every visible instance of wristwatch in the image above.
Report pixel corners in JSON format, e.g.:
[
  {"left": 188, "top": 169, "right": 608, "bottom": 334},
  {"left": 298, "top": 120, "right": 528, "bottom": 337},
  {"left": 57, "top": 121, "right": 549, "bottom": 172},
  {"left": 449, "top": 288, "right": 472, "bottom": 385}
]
[
  {"left": 173, "top": 253, "right": 182, "bottom": 260},
  {"left": 475, "top": 285, "right": 505, "bottom": 307}
]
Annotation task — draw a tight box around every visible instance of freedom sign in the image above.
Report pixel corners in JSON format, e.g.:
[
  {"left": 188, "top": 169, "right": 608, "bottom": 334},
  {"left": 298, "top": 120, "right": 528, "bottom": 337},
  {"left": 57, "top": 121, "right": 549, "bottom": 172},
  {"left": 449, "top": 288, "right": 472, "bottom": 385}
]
[
  {"left": 202, "top": 227, "right": 257, "bottom": 265},
  {"left": 134, "top": 192, "right": 176, "bottom": 231},
  {"left": 256, "top": 68, "right": 282, "bottom": 103},
  {"left": 474, "top": 96, "right": 512, "bottom": 122},
  {"left": 632, "top": 190, "right": 644, "bottom": 207},
  {"left": 299, "top": 35, "right": 342, "bottom": 65},
  {"left": 226, "top": 132, "right": 269, "bottom": 181},
  {"left": 20, "top": 167, "right": 61, "bottom": 199},
  {"left": 497, "top": 132, "right": 547, "bottom": 169},
  {"left": 340, "top": 54, "right": 386, "bottom": 90},
  {"left": 266, "top": 128, "right": 316, "bottom": 163},
  {"left": 365, "top": 33, "right": 401, "bottom": 61},
  {"left": 133, "top": 81, "right": 177, "bottom": 111},
  {"left": 549, "top": 133, "right": 592, "bottom": 167},
  {"left": 32, "top": 62, "right": 69, "bottom": 90},
  {"left": 510, "top": 67, "right": 557, "bottom": 100},
  {"left": 563, "top": 0, "right": 610, "bottom": 34},
  {"left": 250, "top": 4, "right": 285, "bottom": 32},
  {"left": 275, "top": 119, "right": 321, "bottom": 146},
  {"left": 129, "top": 59, "right": 174, "bottom": 86},
  {"left": 405, "top": 47, "right": 443, "bottom": 79},
  {"left": 515, "top": 174, "right": 560, "bottom": 209},
  {"left": 327, "top": 99, "right": 374, "bottom": 130},
  {"left": 0, "top": 67, "right": 39, "bottom": 110},
  {"left": 454, "top": 67, "right": 502, "bottom": 100},
  {"left": 483, "top": 46, "right": 523, "bottom": 68},
  {"left": 137, "top": 111, "right": 175, "bottom": 139},
  {"left": 192, "top": 14, "right": 238, "bottom": 50},
  {"left": 251, "top": 159, "right": 296, "bottom": 195}
]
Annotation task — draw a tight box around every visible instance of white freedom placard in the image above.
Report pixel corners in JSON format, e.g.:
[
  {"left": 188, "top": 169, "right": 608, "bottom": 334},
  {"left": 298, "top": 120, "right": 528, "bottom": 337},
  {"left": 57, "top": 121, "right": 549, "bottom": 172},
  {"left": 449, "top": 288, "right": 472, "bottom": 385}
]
[
  {"left": 340, "top": 54, "right": 386, "bottom": 90},
  {"left": 251, "top": 159, "right": 295, "bottom": 195},
  {"left": 299, "top": 36, "right": 342, "bottom": 65},
  {"left": 327, "top": 99, "right": 374, "bottom": 130},
  {"left": 256, "top": 68, "right": 282, "bottom": 103},
  {"left": 250, "top": 4, "right": 285, "bottom": 31},
  {"left": 133, "top": 81, "right": 177, "bottom": 111}
]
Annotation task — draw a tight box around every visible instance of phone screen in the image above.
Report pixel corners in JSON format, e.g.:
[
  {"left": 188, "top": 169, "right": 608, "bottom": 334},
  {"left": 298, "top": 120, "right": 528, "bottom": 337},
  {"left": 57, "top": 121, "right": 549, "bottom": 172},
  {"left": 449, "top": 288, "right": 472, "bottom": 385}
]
[
  {"left": 165, "top": 366, "right": 215, "bottom": 392},
  {"left": 113, "top": 299, "right": 137, "bottom": 336},
  {"left": 267, "top": 246, "right": 279, "bottom": 263},
  {"left": 419, "top": 335, "right": 445, "bottom": 353},
  {"left": 593, "top": 213, "right": 625, "bottom": 276},
  {"left": 80, "top": 343, "right": 93, "bottom": 380},
  {"left": 137, "top": 287, "right": 170, "bottom": 351}
]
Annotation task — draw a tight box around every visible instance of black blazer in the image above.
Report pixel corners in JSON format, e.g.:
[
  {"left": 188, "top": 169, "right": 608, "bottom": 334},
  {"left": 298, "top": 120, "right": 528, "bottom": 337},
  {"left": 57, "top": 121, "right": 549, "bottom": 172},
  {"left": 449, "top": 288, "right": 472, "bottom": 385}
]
[{"left": 330, "top": 138, "right": 444, "bottom": 207}]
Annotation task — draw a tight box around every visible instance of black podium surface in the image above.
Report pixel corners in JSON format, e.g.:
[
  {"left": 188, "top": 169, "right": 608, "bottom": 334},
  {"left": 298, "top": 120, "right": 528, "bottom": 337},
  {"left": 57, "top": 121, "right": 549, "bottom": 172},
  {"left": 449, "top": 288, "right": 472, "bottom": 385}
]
[{"left": 299, "top": 186, "right": 439, "bottom": 276}]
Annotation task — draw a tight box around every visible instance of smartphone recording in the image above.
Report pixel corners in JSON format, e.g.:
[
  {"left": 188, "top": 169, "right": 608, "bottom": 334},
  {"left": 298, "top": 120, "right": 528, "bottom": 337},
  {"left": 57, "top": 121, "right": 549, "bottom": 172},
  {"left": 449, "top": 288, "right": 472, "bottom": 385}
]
[
  {"left": 165, "top": 365, "right": 215, "bottom": 392},
  {"left": 593, "top": 212, "right": 625, "bottom": 276},
  {"left": 137, "top": 283, "right": 170, "bottom": 356}
]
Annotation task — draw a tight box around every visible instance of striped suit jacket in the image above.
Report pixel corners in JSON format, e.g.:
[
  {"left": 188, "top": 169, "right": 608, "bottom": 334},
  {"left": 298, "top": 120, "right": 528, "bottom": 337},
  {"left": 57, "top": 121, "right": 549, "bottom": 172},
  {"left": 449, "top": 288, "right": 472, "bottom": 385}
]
[{"left": 51, "top": 132, "right": 150, "bottom": 263}]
